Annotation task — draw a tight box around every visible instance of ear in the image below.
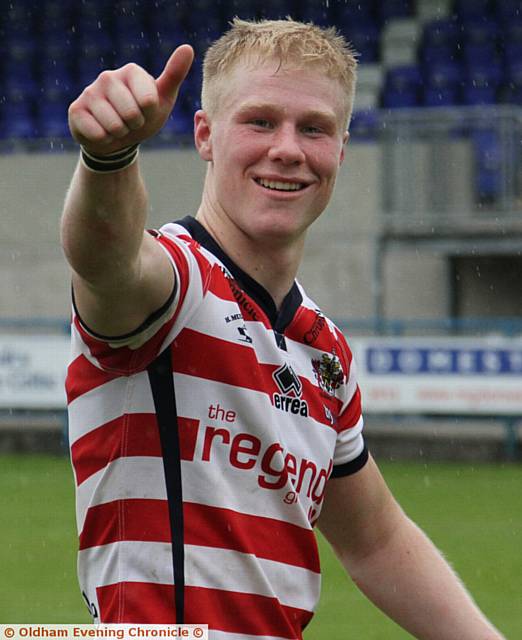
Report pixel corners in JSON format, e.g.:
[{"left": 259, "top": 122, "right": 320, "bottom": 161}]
[
  {"left": 339, "top": 130, "right": 349, "bottom": 165},
  {"left": 194, "top": 109, "right": 213, "bottom": 161}
]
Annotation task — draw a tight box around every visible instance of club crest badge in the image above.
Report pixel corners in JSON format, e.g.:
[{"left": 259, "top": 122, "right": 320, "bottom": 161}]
[{"left": 312, "top": 353, "right": 344, "bottom": 395}]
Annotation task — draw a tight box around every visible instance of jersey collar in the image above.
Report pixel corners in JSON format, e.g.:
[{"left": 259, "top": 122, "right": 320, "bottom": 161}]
[{"left": 176, "top": 216, "right": 303, "bottom": 334}]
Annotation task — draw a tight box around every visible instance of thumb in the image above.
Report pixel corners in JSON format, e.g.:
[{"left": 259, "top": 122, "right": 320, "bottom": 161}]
[{"left": 156, "top": 44, "right": 195, "bottom": 104}]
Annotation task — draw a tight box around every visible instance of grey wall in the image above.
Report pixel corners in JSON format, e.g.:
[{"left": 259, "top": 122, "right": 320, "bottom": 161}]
[{"left": 0, "top": 144, "right": 449, "bottom": 322}]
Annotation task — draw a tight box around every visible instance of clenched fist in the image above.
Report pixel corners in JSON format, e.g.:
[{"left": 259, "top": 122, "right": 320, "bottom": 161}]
[{"left": 68, "top": 45, "right": 194, "bottom": 155}]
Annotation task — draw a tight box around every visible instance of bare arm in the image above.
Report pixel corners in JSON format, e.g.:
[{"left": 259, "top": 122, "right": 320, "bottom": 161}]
[
  {"left": 61, "top": 46, "right": 193, "bottom": 336},
  {"left": 318, "top": 455, "right": 505, "bottom": 640}
]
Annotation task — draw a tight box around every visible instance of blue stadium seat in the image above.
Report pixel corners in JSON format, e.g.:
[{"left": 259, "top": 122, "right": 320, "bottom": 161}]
[
  {"left": 377, "top": 0, "right": 413, "bottom": 23},
  {"left": 349, "top": 109, "right": 380, "bottom": 141},
  {"left": 423, "top": 63, "right": 462, "bottom": 106},
  {"left": 40, "top": 67, "right": 75, "bottom": 104},
  {"left": 147, "top": 31, "right": 188, "bottom": 77},
  {"left": 297, "top": 5, "right": 331, "bottom": 26},
  {"left": 113, "top": 32, "right": 150, "bottom": 69},
  {"left": 382, "top": 65, "right": 423, "bottom": 108},
  {"left": 335, "top": 2, "right": 377, "bottom": 28},
  {"left": 463, "top": 19, "right": 499, "bottom": 45},
  {"left": 159, "top": 108, "right": 193, "bottom": 139},
  {"left": 0, "top": 101, "right": 36, "bottom": 139},
  {"left": 77, "top": 31, "right": 114, "bottom": 61},
  {"left": 41, "top": 35, "right": 76, "bottom": 65},
  {"left": 4, "top": 66, "right": 39, "bottom": 101},
  {"left": 454, "top": 0, "right": 492, "bottom": 22},
  {"left": 503, "top": 24, "right": 522, "bottom": 67},
  {"left": 471, "top": 129, "right": 502, "bottom": 204},
  {"left": 501, "top": 63, "right": 522, "bottom": 105},
  {"left": 36, "top": 103, "right": 70, "bottom": 138},
  {"left": 462, "top": 42, "right": 499, "bottom": 67},
  {"left": 462, "top": 63, "right": 503, "bottom": 105},
  {"left": 343, "top": 25, "right": 380, "bottom": 63},
  {"left": 421, "top": 18, "right": 460, "bottom": 66},
  {"left": 3, "top": 2, "right": 37, "bottom": 37},
  {"left": 39, "top": 1, "right": 74, "bottom": 36},
  {"left": 495, "top": 0, "right": 522, "bottom": 24}
]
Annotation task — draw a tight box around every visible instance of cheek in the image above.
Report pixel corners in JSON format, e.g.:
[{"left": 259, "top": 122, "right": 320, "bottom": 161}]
[
  {"left": 215, "top": 136, "right": 263, "bottom": 175},
  {"left": 305, "top": 141, "right": 342, "bottom": 179}
]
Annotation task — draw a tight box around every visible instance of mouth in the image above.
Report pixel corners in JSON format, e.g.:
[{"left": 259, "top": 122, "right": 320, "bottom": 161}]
[{"left": 254, "top": 177, "right": 307, "bottom": 192}]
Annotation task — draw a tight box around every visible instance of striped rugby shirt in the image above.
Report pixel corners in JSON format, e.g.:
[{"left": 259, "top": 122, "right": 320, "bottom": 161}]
[{"left": 67, "top": 216, "right": 367, "bottom": 638}]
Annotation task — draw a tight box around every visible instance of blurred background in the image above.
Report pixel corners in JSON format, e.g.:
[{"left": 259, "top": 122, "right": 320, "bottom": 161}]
[{"left": 0, "top": 0, "right": 521, "bottom": 636}]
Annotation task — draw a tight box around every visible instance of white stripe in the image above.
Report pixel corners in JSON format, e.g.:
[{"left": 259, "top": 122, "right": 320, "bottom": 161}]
[
  {"left": 174, "top": 373, "right": 338, "bottom": 463},
  {"left": 68, "top": 371, "right": 155, "bottom": 445},
  {"left": 333, "top": 417, "right": 365, "bottom": 467},
  {"left": 184, "top": 287, "right": 356, "bottom": 409},
  {"left": 70, "top": 322, "right": 103, "bottom": 369},
  {"left": 75, "top": 452, "right": 312, "bottom": 534},
  {"left": 186, "top": 545, "right": 320, "bottom": 611},
  {"left": 76, "top": 457, "right": 166, "bottom": 533},
  {"left": 78, "top": 541, "right": 319, "bottom": 612}
]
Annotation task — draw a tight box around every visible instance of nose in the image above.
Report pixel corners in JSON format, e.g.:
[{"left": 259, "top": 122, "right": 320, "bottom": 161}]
[{"left": 267, "top": 124, "right": 306, "bottom": 165}]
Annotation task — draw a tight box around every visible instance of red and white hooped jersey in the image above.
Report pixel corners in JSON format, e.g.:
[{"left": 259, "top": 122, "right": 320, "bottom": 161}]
[{"left": 67, "top": 216, "right": 367, "bottom": 639}]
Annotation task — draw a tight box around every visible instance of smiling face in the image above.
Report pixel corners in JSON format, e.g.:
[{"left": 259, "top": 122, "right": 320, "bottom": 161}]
[{"left": 195, "top": 59, "right": 348, "bottom": 249}]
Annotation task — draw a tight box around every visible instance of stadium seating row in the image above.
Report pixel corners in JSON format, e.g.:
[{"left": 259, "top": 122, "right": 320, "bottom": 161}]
[{"left": 0, "top": 0, "right": 520, "bottom": 139}]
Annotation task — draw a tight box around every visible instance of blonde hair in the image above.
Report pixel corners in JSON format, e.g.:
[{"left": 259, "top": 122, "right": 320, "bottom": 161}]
[{"left": 201, "top": 17, "right": 358, "bottom": 125}]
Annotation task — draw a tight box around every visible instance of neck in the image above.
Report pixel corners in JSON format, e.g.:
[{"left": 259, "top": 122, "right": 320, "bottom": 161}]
[{"left": 195, "top": 191, "right": 305, "bottom": 310}]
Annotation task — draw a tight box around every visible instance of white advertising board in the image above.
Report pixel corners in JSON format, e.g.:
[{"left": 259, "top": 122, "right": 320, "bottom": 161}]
[
  {"left": 2, "top": 334, "right": 522, "bottom": 415},
  {"left": 350, "top": 336, "right": 522, "bottom": 416},
  {"left": 0, "top": 335, "right": 70, "bottom": 409}
]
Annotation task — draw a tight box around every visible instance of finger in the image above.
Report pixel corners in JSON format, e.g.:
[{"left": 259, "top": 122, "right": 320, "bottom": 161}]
[
  {"left": 156, "top": 44, "right": 194, "bottom": 104},
  {"left": 125, "top": 68, "right": 159, "bottom": 120},
  {"left": 106, "top": 79, "right": 147, "bottom": 131},
  {"left": 68, "top": 108, "right": 115, "bottom": 146},
  {"left": 87, "top": 99, "right": 130, "bottom": 139}
]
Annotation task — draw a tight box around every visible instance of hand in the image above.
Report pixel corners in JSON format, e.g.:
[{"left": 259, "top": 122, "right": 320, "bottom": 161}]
[{"left": 68, "top": 45, "right": 194, "bottom": 155}]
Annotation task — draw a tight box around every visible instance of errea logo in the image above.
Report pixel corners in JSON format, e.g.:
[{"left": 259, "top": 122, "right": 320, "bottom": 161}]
[{"left": 272, "top": 363, "right": 309, "bottom": 417}]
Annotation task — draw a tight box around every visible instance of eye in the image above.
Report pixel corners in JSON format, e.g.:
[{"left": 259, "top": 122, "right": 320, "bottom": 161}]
[
  {"left": 302, "top": 125, "right": 323, "bottom": 135},
  {"left": 249, "top": 118, "right": 273, "bottom": 129}
]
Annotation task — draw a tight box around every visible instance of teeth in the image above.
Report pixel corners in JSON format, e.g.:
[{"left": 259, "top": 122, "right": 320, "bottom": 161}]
[{"left": 257, "top": 178, "right": 304, "bottom": 191}]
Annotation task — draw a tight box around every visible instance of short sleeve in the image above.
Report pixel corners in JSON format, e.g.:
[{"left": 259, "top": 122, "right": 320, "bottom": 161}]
[
  {"left": 331, "top": 332, "right": 368, "bottom": 477},
  {"left": 70, "top": 225, "right": 211, "bottom": 375}
]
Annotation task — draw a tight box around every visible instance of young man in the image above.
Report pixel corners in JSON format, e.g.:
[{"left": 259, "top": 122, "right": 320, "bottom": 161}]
[{"left": 62, "top": 18, "right": 504, "bottom": 639}]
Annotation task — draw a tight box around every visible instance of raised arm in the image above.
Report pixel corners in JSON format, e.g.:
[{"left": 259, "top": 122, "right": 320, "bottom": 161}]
[
  {"left": 61, "top": 45, "right": 194, "bottom": 336},
  {"left": 318, "top": 455, "right": 505, "bottom": 640}
]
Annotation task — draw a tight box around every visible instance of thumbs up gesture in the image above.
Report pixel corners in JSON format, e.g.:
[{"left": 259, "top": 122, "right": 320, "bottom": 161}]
[{"left": 68, "top": 45, "right": 194, "bottom": 155}]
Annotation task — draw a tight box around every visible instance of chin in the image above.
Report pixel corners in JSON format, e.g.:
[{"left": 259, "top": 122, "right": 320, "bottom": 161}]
[{"left": 247, "top": 218, "right": 309, "bottom": 245}]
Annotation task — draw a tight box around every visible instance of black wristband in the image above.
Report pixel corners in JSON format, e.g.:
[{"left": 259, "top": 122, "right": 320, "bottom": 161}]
[{"left": 80, "top": 144, "right": 140, "bottom": 173}]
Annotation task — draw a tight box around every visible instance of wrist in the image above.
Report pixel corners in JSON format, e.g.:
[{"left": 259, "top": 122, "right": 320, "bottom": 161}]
[{"left": 80, "top": 144, "right": 140, "bottom": 173}]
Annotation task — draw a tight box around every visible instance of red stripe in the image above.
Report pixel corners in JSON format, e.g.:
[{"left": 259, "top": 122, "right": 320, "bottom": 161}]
[
  {"left": 79, "top": 499, "right": 169, "bottom": 549},
  {"left": 158, "top": 233, "right": 211, "bottom": 296},
  {"left": 173, "top": 329, "right": 274, "bottom": 390},
  {"left": 339, "top": 385, "right": 362, "bottom": 431},
  {"left": 80, "top": 499, "right": 319, "bottom": 573},
  {"left": 287, "top": 306, "right": 337, "bottom": 353},
  {"left": 66, "top": 355, "right": 121, "bottom": 403},
  {"left": 73, "top": 313, "right": 175, "bottom": 375},
  {"left": 173, "top": 329, "right": 336, "bottom": 428},
  {"left": 71, "top": 415, "right": 200, "bottom": 485},
  {"left": 185, "top": 502, "right": 320, "bottom": 572},
  {"left": 97, "top": 582, "right": 312, "bottom": 636},
  {"left": 72, "top": 235, "right": 194, "bottom": 375},
  {"left": 71, "top": 414, "right": 161, "bottom": 485}
]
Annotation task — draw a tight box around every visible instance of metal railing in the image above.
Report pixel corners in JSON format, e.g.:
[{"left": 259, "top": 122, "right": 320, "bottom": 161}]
[
  {"left": 1, "top": 315, "right": 522, "bottom": 337},
  {"left": 376, "top": 105, "right": 522, "bottom": 233}
]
